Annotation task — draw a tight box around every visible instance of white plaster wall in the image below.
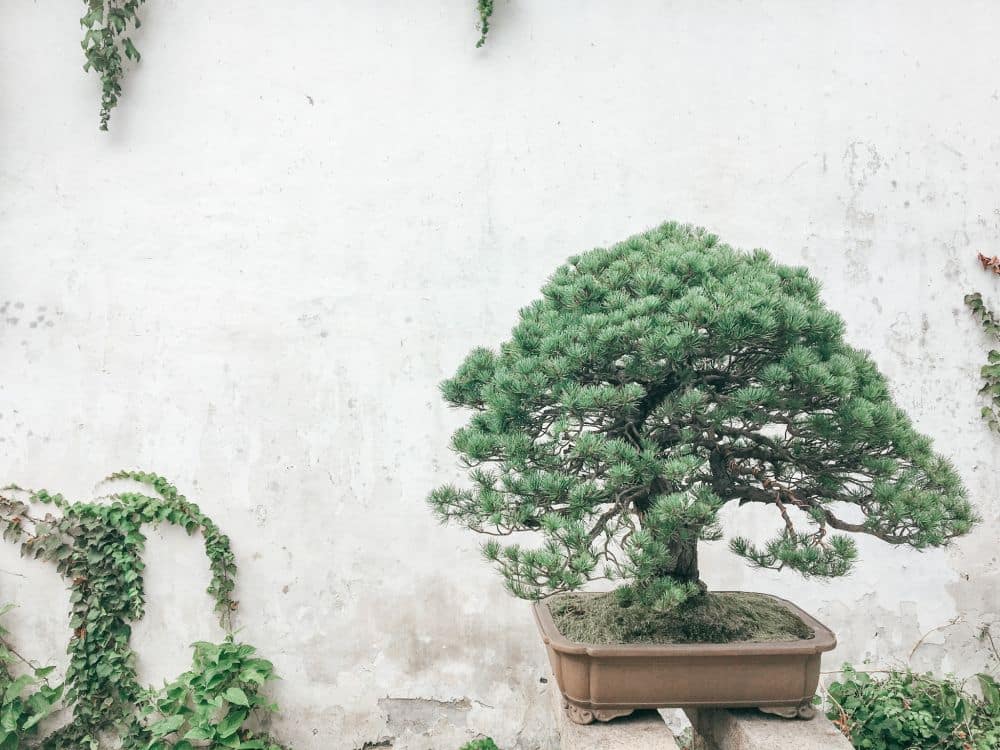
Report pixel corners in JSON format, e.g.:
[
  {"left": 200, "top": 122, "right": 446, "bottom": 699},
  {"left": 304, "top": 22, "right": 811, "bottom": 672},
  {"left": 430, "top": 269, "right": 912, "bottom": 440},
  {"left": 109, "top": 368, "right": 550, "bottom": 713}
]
[{"left": 1, "top": 1, "right": 999, "bottom": 748}]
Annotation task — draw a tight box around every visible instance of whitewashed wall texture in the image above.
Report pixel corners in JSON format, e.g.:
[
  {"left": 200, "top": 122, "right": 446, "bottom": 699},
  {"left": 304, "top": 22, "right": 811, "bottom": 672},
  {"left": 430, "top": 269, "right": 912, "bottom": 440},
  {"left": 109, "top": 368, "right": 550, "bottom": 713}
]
[{"left": 1, "top": 2, "right": 999, "bottom": 748}]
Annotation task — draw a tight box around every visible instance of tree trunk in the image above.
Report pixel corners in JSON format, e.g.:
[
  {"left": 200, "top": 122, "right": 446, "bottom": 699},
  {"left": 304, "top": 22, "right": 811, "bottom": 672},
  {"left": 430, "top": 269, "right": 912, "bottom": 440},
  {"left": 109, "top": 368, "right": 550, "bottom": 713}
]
[
  {"left": 665, "top": 536, "right": 708, "bottom": 594},
  {"left": 635, "top": 491, "right": 709, "bottom": 598},
  {"left": 670, "top": 537, "right": 700, "bottom": 580}
]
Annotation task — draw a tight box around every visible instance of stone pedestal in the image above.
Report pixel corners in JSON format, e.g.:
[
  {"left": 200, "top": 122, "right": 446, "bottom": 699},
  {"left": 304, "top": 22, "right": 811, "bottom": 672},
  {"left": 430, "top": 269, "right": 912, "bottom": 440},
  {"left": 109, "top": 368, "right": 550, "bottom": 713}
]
[
  {"left": 549, "top": 685, "right": 679, "bottom": 750},
  {"left": 683, "top": 707, "right": 853, "bottom": 750}
]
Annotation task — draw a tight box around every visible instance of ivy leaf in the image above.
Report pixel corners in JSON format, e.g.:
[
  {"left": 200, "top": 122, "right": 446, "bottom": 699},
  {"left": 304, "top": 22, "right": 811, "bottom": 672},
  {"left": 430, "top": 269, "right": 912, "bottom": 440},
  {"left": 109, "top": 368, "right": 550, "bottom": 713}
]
[
  {"left": 22, "top": 710, "right": 49, "bottom": 731},
  {"left": 3, "top": 675, "right": 33, "bottom": 703},
  {"left": 123, "top": 38, "right": 141, "bottom": 62},
  {"left": 978, "top": 673, "right": 1000, "bottom": 707},
  {"left": 149, "top": 714, "right": 186, "bottom": 737},
  {"left": 183, "top": 725, "right": 214, "bottom": 741},
  {"left": 216, "top": 708, "right": 248, "bottom": 738},
  {"left": 224, "top": 686, "right": 251, "bottom": 706}
]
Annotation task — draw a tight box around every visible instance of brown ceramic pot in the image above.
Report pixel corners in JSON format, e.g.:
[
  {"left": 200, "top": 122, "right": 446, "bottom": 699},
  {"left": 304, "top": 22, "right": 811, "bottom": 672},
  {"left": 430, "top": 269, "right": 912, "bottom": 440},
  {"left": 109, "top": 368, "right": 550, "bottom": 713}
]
[{"left": 533, "top": 591, "right": 836, "bottom": 725}]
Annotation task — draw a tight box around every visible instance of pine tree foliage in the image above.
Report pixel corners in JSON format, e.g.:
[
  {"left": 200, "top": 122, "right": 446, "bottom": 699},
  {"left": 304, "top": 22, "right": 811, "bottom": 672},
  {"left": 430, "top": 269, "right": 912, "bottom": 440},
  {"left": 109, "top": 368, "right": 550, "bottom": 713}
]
[{"left": 429, "top": 222, "right": 976, "bottom": 611}]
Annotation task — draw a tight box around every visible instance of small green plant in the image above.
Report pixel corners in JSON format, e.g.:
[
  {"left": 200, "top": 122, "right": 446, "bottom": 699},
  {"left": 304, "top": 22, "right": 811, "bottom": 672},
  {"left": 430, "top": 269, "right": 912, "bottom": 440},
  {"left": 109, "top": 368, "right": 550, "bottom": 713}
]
[
  {"left": 460, "top": 739, "right": 499, "bottom": 750},
  {"left": 827, "top": 666, "right": 1000, "bottom": 750},
  {"left": 80, "top": 0, "right": 146, "bottom": 130},
  {"left": 429, "top": 222, "right": 976, "bottom": 615},
  {"left": 140, "top": 639, "right": 287, "bottom": 750}
]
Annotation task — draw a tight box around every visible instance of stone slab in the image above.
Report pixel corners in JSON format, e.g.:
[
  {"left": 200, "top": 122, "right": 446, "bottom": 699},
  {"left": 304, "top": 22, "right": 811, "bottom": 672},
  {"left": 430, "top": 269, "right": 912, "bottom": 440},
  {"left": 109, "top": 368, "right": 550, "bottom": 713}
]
[
  {"left": 549, "top": 684, "right": 679, "bottom": 750},
  {"left": 684, "top": 707, "right": 853, "bottom": 750}
]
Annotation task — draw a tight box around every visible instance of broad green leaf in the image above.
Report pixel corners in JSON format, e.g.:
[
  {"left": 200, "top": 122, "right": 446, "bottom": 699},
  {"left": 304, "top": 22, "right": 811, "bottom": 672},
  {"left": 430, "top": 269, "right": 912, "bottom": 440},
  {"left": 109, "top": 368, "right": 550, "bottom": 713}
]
[{"left": 224, "top": 687, "right": 250, "bottom": 706}]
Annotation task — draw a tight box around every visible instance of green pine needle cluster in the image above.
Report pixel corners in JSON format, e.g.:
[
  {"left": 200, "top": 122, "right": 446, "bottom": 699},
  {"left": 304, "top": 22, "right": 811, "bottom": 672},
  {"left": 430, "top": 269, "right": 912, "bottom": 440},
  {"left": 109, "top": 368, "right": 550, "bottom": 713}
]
[{"left": 430, "top": 222, "right": 976, "bottom": 611}]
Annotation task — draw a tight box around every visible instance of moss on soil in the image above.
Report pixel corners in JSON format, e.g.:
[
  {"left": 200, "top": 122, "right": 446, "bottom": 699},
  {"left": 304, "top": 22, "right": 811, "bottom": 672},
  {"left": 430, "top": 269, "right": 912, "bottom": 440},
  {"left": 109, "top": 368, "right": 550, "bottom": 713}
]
[{"left": 547, "top": 591, "right": 814, "bottom": 645}]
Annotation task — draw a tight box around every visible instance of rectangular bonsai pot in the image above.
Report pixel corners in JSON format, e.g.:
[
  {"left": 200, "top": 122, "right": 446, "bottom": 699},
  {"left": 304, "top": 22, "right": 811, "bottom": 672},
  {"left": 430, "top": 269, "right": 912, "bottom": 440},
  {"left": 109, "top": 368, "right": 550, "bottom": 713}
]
[{"left": 532, "top": 592, "right": 836, "bottom": 718}]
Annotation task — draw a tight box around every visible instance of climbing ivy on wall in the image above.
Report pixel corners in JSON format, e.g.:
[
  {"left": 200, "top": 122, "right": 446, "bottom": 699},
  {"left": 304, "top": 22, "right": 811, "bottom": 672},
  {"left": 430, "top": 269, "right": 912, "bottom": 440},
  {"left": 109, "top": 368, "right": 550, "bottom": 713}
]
[
  {"left": 0, "top": 472, "right": 290, "bottom": 749},
  {"left": 966, "top": 253, "right": 1000, "bottom": 432}
]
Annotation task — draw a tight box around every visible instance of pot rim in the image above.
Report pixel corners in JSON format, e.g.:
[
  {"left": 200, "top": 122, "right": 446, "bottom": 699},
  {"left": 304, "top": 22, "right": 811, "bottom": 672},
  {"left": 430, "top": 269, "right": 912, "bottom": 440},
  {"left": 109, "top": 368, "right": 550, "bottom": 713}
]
[{"left": 532, "top": 590, "right": 837, "bottom": 657}]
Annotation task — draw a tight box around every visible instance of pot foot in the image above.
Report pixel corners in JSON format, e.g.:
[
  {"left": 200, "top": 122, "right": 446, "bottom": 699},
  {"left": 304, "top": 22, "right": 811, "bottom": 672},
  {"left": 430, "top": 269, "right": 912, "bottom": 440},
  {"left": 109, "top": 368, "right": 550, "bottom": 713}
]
[
  {"left": 759, "top": 699, "right": 816, "bottom": 720},
  {"left": 562, "top": 701, "right": 634, "bottom": 725}
]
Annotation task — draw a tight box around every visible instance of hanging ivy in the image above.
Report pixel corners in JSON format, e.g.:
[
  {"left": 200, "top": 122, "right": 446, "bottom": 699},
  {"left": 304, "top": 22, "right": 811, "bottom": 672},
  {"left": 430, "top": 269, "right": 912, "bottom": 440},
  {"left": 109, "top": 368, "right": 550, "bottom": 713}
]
[
  {"left": 74, "top": 1, "right": 504, "bottom": 128},
  {"left": 475, "top": 1, "right": 495, "bottom": 48},
  {"left": 0, "top": 472, "right": 290, "bottom": 750},
  {"left": 80, "top": 0, "right": 146, "bottom": 130},
  {"left": 966, "top": 253, "right": 1000, "bottom": 432},
  {"left": 966, "top": 292, "right": 1000, "bottom": 432}
]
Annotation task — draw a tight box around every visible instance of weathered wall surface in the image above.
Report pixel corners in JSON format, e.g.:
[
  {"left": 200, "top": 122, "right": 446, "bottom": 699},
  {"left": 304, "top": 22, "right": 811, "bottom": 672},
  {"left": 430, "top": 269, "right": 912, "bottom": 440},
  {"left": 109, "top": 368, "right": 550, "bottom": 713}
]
[{"left": 1, "top": 2, "right": 999, "bottom": 748}]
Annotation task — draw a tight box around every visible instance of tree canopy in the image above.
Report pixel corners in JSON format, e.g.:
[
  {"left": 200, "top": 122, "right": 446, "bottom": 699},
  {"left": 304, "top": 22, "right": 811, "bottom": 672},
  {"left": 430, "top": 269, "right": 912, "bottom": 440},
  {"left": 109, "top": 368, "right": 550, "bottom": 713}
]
[{"left": 429, "top": 222, "right": 976, "bottom": 611}]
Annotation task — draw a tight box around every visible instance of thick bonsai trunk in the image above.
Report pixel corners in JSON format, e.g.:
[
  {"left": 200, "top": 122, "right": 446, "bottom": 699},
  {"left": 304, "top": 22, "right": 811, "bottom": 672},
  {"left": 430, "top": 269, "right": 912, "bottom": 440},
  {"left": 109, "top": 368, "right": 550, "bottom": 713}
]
[
  {"left": 664, "top": 537, "right": 708, "bottom": 595},
  {"left": 634, "top": 491, "right": 708, "bottom": 598},
  {"left": 670, "top": 537, "right": 701, "bottom": 582}
]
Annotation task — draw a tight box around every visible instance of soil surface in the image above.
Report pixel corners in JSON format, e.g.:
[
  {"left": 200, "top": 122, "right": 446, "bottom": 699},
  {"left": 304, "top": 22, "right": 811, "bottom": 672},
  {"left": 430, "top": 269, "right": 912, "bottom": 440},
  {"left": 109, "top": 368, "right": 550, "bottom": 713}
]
[{"left": 547, "top": 591, "right": 815, "bottom": 645}]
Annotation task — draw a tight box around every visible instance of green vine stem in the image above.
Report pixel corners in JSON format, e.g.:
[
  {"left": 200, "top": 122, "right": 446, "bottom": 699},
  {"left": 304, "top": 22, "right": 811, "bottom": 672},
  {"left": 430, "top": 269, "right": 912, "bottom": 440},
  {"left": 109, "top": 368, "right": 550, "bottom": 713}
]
[
  {"left": 80, "top": 0, "right": 146, "bottom": 130},
  {"left": 0, "top": 472, "right": 285, "bottom": 749},
  {"left": 965, "top": 292, "right": 1000, "bottom": 432}
]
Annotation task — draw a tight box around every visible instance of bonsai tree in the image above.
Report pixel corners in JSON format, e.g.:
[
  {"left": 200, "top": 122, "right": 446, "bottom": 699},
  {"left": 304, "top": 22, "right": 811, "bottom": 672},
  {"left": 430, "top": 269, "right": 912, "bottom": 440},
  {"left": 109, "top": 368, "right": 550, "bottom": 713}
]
[{"left": 429, "top": 222, "right": 976, "bottom": 613}]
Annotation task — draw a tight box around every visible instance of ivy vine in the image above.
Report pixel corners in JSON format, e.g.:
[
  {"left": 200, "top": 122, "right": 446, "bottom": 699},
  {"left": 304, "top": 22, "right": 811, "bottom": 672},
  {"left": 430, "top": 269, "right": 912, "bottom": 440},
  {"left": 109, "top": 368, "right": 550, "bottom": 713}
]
[
  {"left": 966, "top": 292, "right": 1000, "bottom": 432},
  {"left": 0, "top": 472, "right": 290, "bottom": 750},
  {"left": 76, "top": 1, "right": 502, "bottom": 129},
  {"left": 966, "top": 253, "right": 1000, "bottom": 432},
  {"left": 80, "top": 0, "right": 145, "bottom": 130},
  {"left": 476, "top": 1, "right": 495, "bottom": 48}
]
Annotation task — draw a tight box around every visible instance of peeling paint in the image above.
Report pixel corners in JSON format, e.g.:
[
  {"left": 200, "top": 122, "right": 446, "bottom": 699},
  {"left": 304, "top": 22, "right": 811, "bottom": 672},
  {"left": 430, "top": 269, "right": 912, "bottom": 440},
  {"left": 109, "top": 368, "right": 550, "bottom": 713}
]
[{"left": 378, "top": 697, "right": 475, "bottom": 734}]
